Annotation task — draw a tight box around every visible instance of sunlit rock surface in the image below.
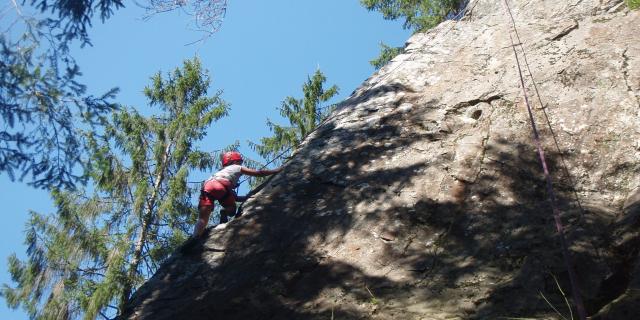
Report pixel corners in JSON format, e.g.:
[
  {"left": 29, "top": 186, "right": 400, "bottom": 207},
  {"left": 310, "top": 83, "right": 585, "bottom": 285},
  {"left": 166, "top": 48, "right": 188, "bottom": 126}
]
[{"left": 120, "top": 0, "right": 639, "bottom": 319}]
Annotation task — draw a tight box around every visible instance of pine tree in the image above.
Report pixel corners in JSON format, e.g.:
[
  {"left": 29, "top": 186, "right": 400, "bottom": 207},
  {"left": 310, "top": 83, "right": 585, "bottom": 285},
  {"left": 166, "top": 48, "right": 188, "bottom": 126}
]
[
  {"left": 1, "top": 57, "right": 229, "bottom": 319},
  {"left": 0, "top": 15, "right": 118, "bottom": 189},
  {"left": 250, "top": 70, "right": 339, "bottom": 169},
  {"left": 360, "top": 0, "right": 466, "bottom": 32},
  {"left": 361, "top": 0, "right": 466, "bottom": 69},
  {"left": 0, "top": 0, "right": 125, "bottom": 188},
  {"left": 1, "top": 0, "right": 229, "bottom": 189},
  {"left": 370, "top": 42, "right": 405, "bottom": 70}
]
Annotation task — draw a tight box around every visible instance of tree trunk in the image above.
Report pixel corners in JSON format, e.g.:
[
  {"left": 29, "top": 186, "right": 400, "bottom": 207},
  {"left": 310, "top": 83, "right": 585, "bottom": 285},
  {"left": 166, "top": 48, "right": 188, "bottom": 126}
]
[{"left": 118, "top": 140, "right": 172, "bottom": 313}]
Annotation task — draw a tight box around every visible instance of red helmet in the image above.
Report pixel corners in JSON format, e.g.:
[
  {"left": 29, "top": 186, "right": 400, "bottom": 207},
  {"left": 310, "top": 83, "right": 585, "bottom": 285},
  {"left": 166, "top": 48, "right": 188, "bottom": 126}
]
[{"left": 221, "top": 151, "right": 243, "bottom": 166}]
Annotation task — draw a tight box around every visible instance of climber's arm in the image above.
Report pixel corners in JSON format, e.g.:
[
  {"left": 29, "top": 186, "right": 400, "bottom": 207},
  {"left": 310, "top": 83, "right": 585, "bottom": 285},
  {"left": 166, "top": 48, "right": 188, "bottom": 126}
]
[{"left": 240, "top": 166, "right": 282, "bottom": 177}]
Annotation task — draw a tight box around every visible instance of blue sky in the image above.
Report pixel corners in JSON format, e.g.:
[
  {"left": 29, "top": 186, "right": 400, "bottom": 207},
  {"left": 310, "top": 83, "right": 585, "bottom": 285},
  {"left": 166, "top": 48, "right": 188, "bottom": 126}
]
[{"left": 0, "top": 1, "right": 411, "bottom": 318}]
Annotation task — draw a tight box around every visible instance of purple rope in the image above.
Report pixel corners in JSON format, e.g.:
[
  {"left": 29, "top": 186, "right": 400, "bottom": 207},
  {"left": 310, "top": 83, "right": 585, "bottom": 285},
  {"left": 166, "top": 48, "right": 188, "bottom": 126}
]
[{"left": 503, "top": 1, "right": 587, "bottom": 319}]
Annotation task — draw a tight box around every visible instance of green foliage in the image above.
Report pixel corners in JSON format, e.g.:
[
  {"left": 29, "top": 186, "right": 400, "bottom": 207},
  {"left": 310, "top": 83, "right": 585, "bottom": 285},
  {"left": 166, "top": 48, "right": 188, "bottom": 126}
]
[
  {"left": 362, "top": 1, "right": 464, "bottom": 71},
  {"left": 370, "top": 42, "right": 404, "bottom": 70},
  {"left": 26, "top": 0, "right": 125, "bottom": 46},
  {"left": 0, "top": 0, "right": 124, "bottom": 189},
  {"left": 2, "top": 58, "right": 229, "bottom": 319},
  {"left": 1, "top": 192, "right": 120, "bottom": 319},
  {"left": 250, "top": 70, "right": 339, "bottom": 170},
  {"left": 1, "top": 1, "right": 228, "bottom": 189},
  {"left": 627, "top": 0, "right": 640, "bottom": 9},
  {"left": 360, "top": 0, "right": 465, "bottom": 32},
  {"left": 0, "top": 20, "right": 118, "bottom": 189}
]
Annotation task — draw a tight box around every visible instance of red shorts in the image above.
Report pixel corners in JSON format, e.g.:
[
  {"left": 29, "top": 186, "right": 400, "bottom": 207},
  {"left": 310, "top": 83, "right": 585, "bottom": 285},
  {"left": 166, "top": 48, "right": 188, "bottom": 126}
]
[{"left": 198, "top": 178, "right": 236, "bottom": 208}]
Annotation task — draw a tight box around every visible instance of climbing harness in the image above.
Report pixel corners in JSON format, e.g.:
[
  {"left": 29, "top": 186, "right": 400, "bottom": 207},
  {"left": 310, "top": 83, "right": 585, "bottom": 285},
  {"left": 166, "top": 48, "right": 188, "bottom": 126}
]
[
  {"left": 199, "top": 184, "right": 232, "bottom": 204},
  {"left": 199, "top": 177, "right": 235, "bottom": 205},
  {"left": 502, "top": 0, "right": 587, "bottom": 319}
]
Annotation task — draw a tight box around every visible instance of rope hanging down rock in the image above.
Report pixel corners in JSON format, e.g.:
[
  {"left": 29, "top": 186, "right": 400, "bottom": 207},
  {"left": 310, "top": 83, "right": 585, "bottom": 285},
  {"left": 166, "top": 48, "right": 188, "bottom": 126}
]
[{"left": 501, "top": 1, "right": 587, "bottom": 319}]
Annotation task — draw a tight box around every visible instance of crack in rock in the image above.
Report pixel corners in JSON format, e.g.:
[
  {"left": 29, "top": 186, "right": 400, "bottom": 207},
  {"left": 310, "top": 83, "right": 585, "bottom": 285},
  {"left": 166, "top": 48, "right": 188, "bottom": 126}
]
[
  {"left": 622, "top": 48, "right": 640, "bottom": 109},
  {"left": 547, "top": 20, "right": 579, "bottom": 41},
  {"left": 447, "top": 95, "right": 503, "bottom": 115}
]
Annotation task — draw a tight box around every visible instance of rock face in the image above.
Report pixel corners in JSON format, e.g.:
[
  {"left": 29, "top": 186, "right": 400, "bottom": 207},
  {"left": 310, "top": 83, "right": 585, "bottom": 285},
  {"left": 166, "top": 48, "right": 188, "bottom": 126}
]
[{"left": 120, "top": 0, "right": 640, "bottom": 319}]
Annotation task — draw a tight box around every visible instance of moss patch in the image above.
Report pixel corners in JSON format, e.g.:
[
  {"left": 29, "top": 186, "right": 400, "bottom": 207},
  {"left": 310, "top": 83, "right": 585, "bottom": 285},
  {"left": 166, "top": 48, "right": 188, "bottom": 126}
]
[{"left": 628, "top": 0, "right": 640, "bottom": 10}]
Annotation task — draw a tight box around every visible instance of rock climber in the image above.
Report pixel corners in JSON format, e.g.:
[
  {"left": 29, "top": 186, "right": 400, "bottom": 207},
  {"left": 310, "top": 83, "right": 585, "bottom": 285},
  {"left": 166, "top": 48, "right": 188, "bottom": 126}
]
[{"left": 193, "top": 151, "right": 281, "bottom": 237}]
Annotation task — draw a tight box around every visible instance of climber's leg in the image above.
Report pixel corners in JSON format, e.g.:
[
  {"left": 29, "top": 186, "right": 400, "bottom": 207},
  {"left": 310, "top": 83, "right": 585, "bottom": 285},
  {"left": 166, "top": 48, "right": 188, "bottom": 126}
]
[
  {"left": 219, "top": 208, "right": 229, "bottom": 223},
  {"left": 194, "top": 204, "right": 213, "bottom": 237},
  {"left": 194, "top": 179, "right": 229, "bottom": 235},
  {"left": 219, "top": 192, "right": 237, "bottom": 223}
]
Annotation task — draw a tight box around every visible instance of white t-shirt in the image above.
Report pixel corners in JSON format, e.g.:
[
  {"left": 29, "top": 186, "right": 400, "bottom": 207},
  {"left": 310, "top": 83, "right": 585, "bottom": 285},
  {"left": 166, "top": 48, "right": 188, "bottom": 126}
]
[{"left": 213, "top": 164, "right": 242, "bottom": 188}]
